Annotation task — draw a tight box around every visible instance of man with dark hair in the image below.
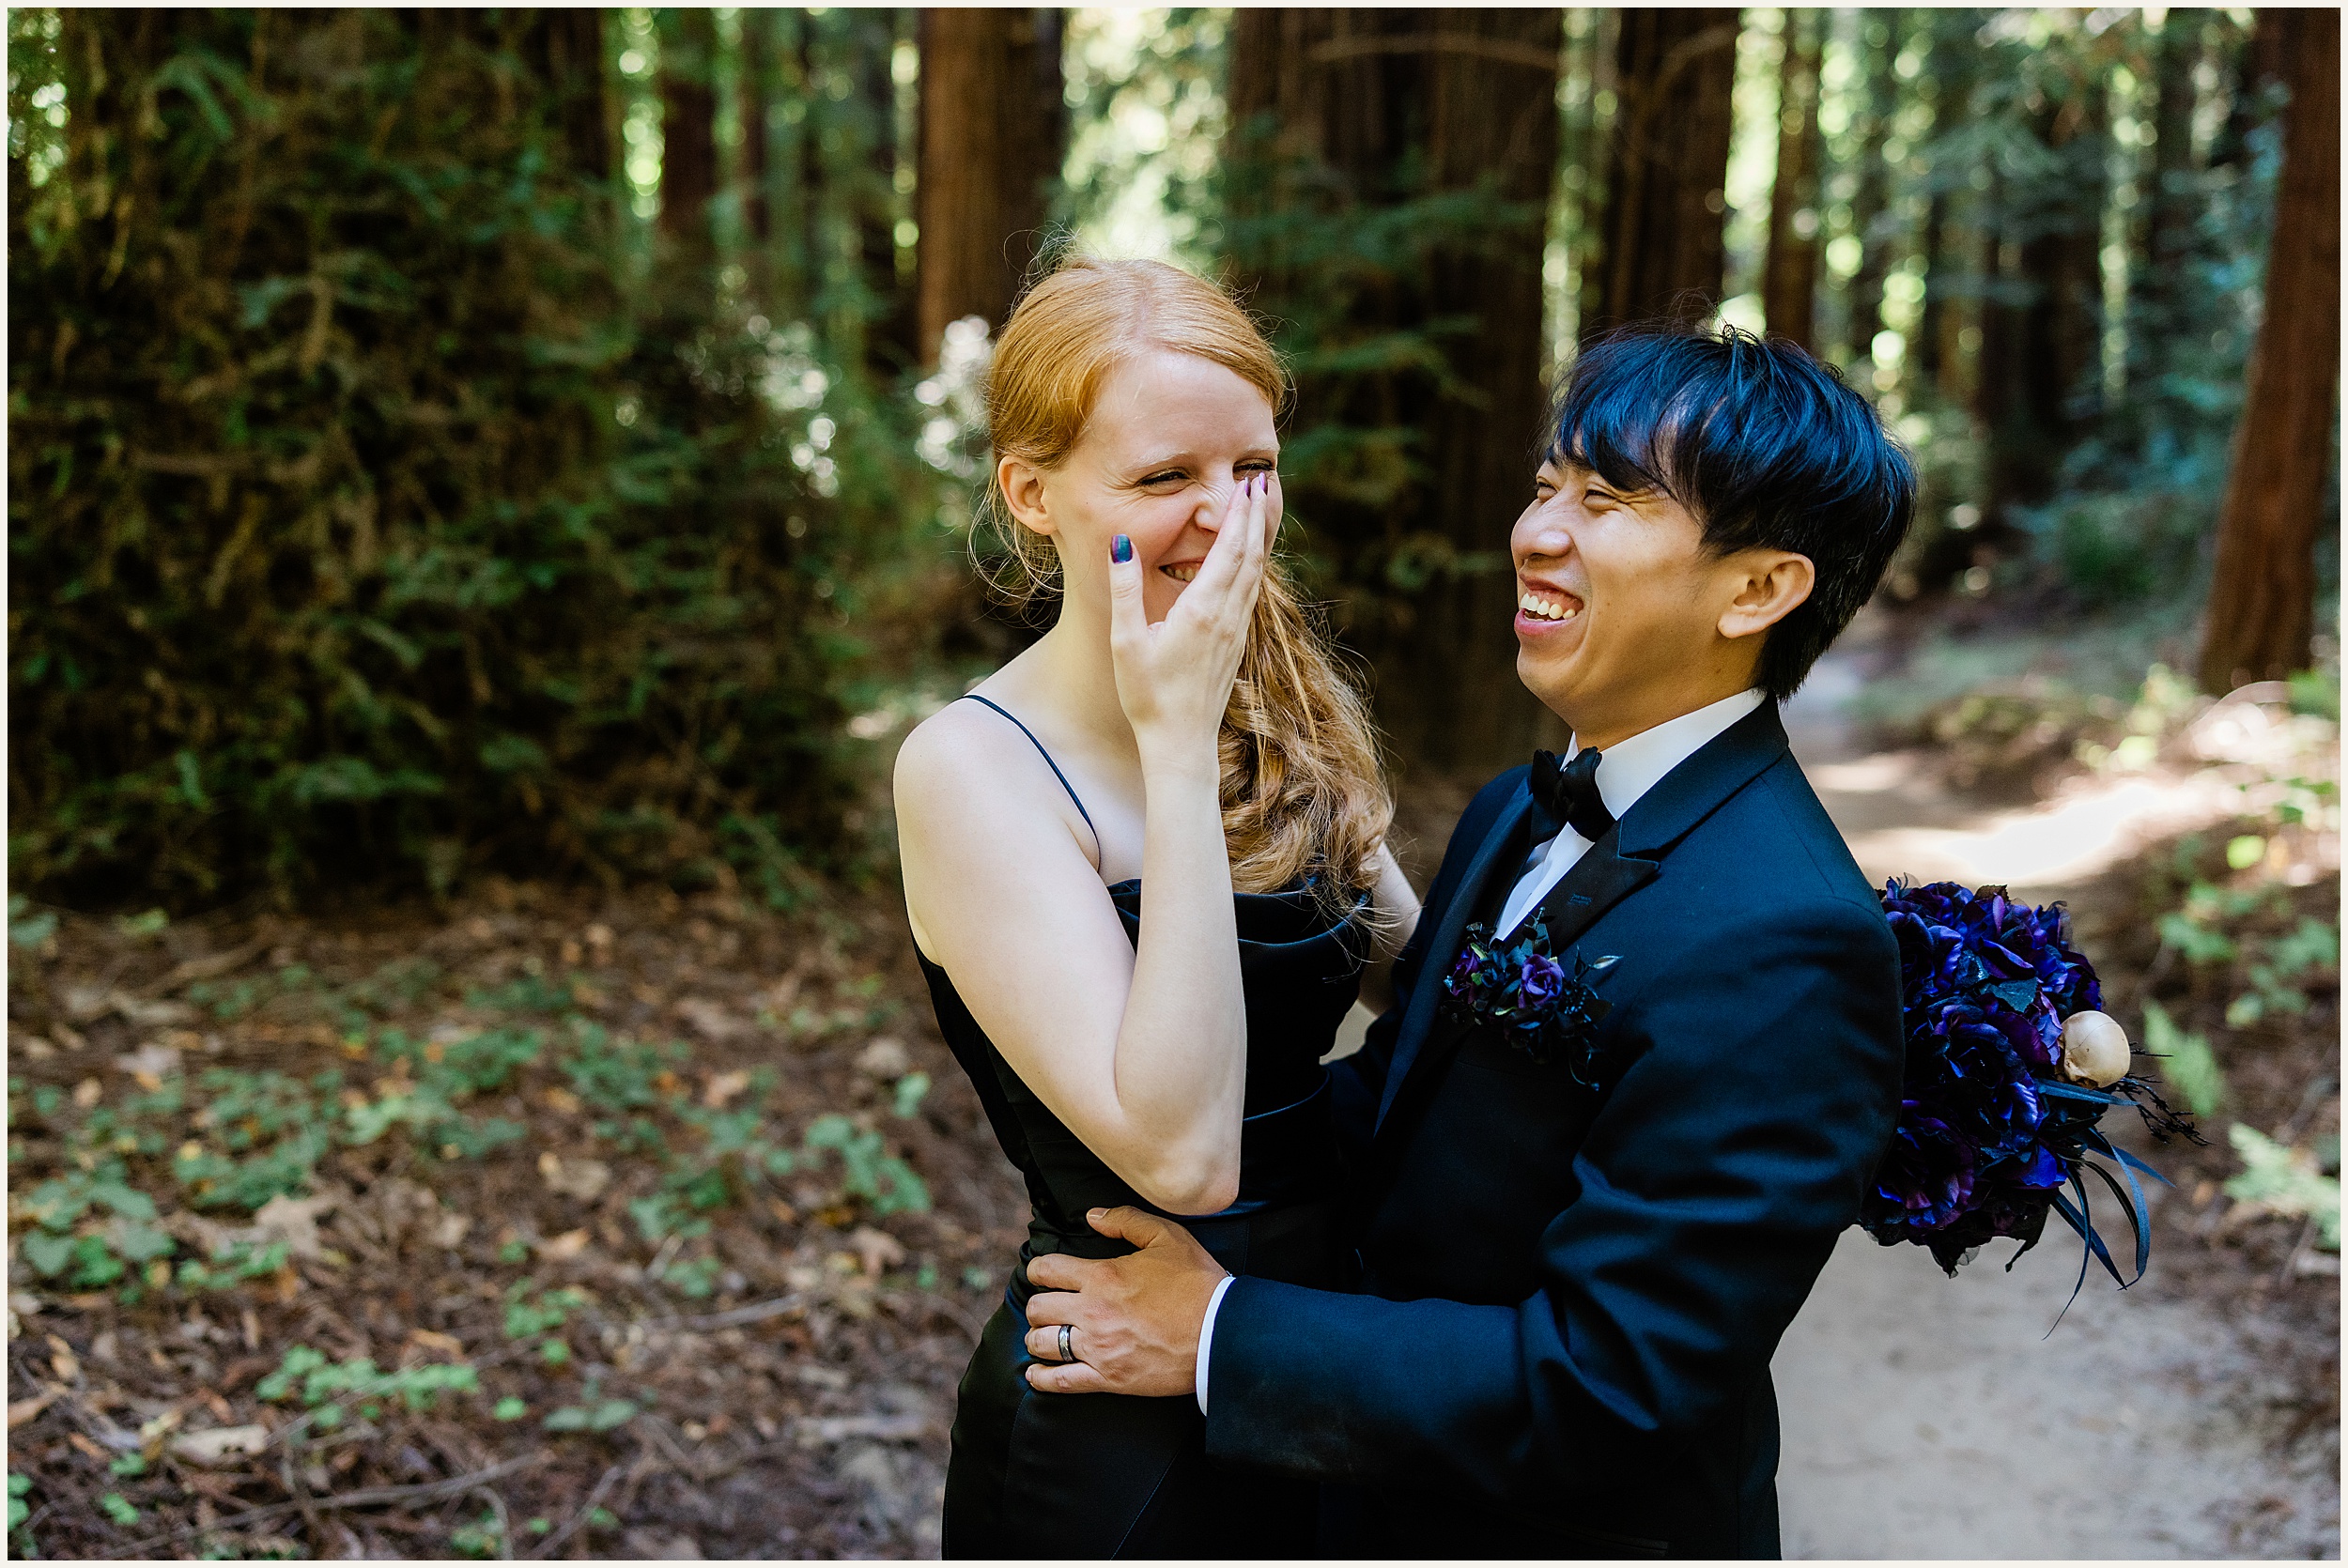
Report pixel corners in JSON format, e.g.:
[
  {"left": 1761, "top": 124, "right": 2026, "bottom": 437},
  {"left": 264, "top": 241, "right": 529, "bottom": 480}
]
[{"left": 1016, "top": 325, "right": 1918, "bottom": 1558}]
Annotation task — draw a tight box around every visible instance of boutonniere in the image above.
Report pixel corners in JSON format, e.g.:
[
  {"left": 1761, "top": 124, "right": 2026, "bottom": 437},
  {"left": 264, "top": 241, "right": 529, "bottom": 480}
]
[{"left": 1440, "top": 914, "right": 1621, "bottom": 1086}]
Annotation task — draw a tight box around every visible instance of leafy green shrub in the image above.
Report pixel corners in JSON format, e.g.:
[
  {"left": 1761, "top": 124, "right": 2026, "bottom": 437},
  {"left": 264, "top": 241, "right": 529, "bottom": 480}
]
[
  {"left": 2226, "top": 1125, "right": 2341, "bottom": 1251},
  {"left": 8, "top": 10, "right": 919, "bottom": 913},
  {"left": 2141, "top": 999, "right": 2227, "bottom": 1119},
  {"left": 256, "top": 1345, "right": 477, "bottom": 1428}
]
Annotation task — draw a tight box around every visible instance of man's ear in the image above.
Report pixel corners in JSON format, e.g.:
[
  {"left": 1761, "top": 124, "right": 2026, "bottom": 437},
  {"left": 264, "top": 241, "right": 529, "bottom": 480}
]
[
  {"left": 1717, "top": 550, "right": 1815, "bottom": 642},
  {"left": 997, "top": 455, "right": 1054, "bottom": 539}
]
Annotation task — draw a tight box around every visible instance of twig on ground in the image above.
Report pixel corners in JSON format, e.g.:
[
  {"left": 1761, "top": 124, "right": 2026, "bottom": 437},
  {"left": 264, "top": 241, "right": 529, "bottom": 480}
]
[
  {"left": 471, "top": 1481, "right": 514, "bottom": 1560},
  {"left": 649, "top": 1292, "right": 804, "bottom": 1332},
  {"left": 111, "top": 1451, "right": 545, "bottom": 1555},
  {"left": 522, "top": 1460, "right": 623, "bottom": 1560}
]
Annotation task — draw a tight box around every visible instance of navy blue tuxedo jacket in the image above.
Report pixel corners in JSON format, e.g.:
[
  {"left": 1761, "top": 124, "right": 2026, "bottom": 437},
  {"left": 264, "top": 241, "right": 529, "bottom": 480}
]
[{"left": 1203, "top": 699, "right": 1904, "bottom": 1559}]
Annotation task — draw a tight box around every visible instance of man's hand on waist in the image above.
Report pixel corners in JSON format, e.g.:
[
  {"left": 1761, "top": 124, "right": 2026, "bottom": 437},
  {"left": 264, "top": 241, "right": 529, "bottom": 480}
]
[{"left": 1022, "top": 1207, "right": 1228, "bottom": 1397}]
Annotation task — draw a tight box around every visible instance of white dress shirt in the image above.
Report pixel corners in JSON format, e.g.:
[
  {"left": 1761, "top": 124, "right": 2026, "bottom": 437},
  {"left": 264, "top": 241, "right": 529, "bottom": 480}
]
[{"left": 1194, "top": 687, "right": 1768, "bottom": 1412}]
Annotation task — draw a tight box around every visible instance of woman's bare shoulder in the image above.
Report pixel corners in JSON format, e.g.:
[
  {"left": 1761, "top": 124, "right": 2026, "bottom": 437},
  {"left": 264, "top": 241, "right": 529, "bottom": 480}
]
[{"left": 893, "top": 694, "right": 1068, "bottom": 841}]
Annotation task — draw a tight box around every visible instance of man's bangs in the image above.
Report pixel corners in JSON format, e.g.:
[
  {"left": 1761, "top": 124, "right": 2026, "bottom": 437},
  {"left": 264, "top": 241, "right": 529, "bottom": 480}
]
[{"left": 1542, "top": 358, "right": 1710, "bottom": 509}]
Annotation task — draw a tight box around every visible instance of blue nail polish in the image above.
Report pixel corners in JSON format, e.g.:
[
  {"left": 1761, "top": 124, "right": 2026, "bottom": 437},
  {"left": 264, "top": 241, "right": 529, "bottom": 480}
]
[{"left": 1111, "top": 534, "right": 1133, "bottom": 563}]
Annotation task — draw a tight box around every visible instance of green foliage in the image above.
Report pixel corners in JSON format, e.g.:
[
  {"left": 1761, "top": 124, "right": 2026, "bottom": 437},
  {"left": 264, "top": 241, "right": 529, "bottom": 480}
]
[
  {"left": 2226, "top": 1124, "right": 2341, "bottom": 1251},
  {"left": 544, "top": 1396, "right": 638, "bottom": 1433},
  {"left": 2141, "top": 998, "right": 2226, "bottom": 1118},
  {"left": 2225, "top": 917, "right": 2340, "bottom": 1027},
  {"left": 256, "top": 1345, "right": 478, "bottom": 1426},
  {"left": 99, "top": 1493, "right": 139, "bottom": 1527},
  {"left": 450, "top": 1511, "right": 506, "bottom": 1560},
  {"left": 8, "top": 9, "right": 925, "bottom": 913},
  {"left": 800, "top": 1112, "right": 931, "bottom": 1216}
]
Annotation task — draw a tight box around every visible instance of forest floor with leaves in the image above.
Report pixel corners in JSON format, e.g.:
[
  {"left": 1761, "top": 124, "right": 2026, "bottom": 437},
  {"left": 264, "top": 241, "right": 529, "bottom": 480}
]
[
  {"left": 8, "top": 880, "right": 1029, "bottom": 1560},
  {"left": 8, "top": 630, "right": 2340, "bottom": 1560}
]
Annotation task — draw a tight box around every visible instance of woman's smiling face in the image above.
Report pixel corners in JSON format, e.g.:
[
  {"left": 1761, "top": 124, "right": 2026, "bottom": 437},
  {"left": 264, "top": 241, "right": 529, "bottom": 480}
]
[{"left": 1001, "top": 348, "right": 1281, "bottom": 623}]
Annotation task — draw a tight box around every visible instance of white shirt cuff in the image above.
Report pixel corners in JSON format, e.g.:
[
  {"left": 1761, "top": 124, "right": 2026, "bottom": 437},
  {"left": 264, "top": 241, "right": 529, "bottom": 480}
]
[{"left": 1195, "top": 1274, "right": 1236, "bottom": 1416}]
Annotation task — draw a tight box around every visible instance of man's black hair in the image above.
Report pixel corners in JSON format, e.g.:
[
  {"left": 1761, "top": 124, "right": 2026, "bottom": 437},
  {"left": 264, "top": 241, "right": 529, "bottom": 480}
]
[{"left": 1541, "top": 325, "right": 1916, "bottom": 700}]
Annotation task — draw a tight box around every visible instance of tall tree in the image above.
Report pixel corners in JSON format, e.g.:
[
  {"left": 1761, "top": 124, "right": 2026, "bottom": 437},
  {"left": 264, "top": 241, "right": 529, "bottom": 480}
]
[
  {"left": 657, "top": 8, "right": 718, "bottom": 268},
  {"left": 2132, "top": 8, "right": 2209, "bottom": 372},
  {"left": 2200, "top": 8, "right": 2340, "bottom": 691},
  {"left": 1972, "top": 42, "right": 2109, "bottom": 527},
  {"left": 1839, "top": 12, "right": 1899, "bottom": 366},
  {"left": 1762, "top": 8, "right": 1823, "bottom": 347},
  {"left": 1226, "top": 10, "right": 1564, "bottom": 771},
  {"left": 1589, "top": 8, "right": 1739, "bottom": 331},
  {"left": 914, "top": 8, "right": 1065, "bottom": 362},
  {"left": 521, "top": 10, "right": 612, "bottom": 186}
]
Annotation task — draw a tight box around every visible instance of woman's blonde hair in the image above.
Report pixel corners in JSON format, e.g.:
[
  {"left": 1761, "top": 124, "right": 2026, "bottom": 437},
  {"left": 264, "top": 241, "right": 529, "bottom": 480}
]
[{"left": 984, "top": 255, "right": 1394, "bottom": 910}]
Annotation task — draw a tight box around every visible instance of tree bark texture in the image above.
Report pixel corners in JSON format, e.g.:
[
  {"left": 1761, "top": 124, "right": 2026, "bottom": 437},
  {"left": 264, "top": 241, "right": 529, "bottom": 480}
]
[
  {"left": 1840, "top": 12, "right": 1897, "bottom": 366},
  {"left": 2200, "top": 8, "right": 2340, "bottom": 692},
  {"left": 741, "top": 7, "right": 778, "bottom": 246},
  {"left": 521, "top": 10, "right": 611, "bottom": 184},
  {"left": 914, "top": 8, "right": 1065, "bottom": 362},
  {"left": 1590, "top": 8, "right": 1738, "bottom": 331},
  {"left": 1975, "top": 74, "right": 2107, "bottom": 527},
  {"left": 657, "top": 8, "right": 718, "bottom": 263},
  {"left": 1225, "top": 8, "right": 1564, "bottom": 773},
  {"left": 1761, "top": 9, "right": 1822, "bottom": 348},
  {"left": 2131, "top": 8, "right": 2209, "bottom": 377}
]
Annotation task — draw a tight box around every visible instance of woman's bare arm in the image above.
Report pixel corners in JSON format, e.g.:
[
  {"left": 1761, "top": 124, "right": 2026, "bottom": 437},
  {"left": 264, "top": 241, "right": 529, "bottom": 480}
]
[{"left": 897, "top": 478, "right": 1278, "bottom": 1214}]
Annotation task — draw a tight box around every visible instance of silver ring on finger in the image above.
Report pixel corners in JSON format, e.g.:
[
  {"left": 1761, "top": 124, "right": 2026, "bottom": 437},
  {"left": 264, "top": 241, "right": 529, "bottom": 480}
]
[{"left": 1057, "top": 1323, "right": 1076, "bottom": 1365}]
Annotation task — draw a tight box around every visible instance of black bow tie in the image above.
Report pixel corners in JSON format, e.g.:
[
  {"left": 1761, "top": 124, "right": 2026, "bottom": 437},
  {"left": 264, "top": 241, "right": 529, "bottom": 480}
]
[{"left": 1528, "top": 746, "right": 1614, "bottom": 846}]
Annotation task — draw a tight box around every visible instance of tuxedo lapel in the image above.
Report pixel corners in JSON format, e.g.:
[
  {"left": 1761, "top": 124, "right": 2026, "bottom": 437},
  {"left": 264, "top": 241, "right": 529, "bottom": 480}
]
[
  {"left": 1367, "top": 700, "right": 1796, "bottom": 1159},
  {"left": 1524, "top": 832, "right": 1660, "bottom": 957},
  {"left": 1371, "top": 788, "right": 1536, "bottom": 1135}
]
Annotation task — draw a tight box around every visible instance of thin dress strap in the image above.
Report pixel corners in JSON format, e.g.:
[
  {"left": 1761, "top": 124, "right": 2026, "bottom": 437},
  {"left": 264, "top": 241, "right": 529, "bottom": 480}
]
[{"left": 956, "top": 693, "right": 1103, "bottom": 854}]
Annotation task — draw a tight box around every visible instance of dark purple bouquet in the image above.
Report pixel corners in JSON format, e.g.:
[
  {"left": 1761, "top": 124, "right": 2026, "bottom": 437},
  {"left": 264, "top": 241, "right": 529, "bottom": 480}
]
[
  {"left": 1864, "top": 880, "right": 2201, "bottom": 1293},
  {"left": 1441, "top": 915, "right": 1620, "bottom": 1084}
]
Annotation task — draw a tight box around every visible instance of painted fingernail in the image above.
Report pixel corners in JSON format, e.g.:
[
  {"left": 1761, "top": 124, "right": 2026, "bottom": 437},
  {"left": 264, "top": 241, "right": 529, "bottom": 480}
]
[{"left": 1111, "top": 534, "right": 1132, "bottom": 564}]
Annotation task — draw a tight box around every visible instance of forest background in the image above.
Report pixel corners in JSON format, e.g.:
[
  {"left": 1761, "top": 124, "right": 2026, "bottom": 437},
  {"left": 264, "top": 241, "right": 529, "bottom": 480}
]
[
  {"left": 5, "top": 7, "right": 2340, "bottom": 1560},
  {"left": 9, "top": 5, "right": 2338, "bottom": 911}
]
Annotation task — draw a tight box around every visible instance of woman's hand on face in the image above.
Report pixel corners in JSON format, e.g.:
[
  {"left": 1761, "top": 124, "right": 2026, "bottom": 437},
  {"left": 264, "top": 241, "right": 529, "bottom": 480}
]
[{"left": 1105, "top": 472, "right": 1276, "bottom": 768}]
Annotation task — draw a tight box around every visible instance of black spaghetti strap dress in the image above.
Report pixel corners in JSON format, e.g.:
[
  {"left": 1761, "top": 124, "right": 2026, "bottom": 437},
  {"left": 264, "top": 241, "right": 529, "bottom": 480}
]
[{"left": 916, "top": 694, "right": 1367, "bottom": 1559}]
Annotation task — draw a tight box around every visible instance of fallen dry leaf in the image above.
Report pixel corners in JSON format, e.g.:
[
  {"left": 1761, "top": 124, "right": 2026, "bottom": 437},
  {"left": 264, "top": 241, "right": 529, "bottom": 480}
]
[
  {"left": 46, "top": 1333, "right": 80, "bottom": 1383},
  {"left": 539, "top": 1228, "right": 591, "bottom": 1261},
  {"left": 538, "top": 1152, "right": 611, "bottom": 1202},
  {"left": 428, "top": 1211, "right": 472, "bottom": 1250},
  {"left": 169, "top": 1424, "right": 270, "bottom": 1467},
  {"left": 847, "top": 1225, "right": 906, "bottom": 1277},
  {"left": 544, "top": 1085, "right": 582, "bottom": 1115},
  {"left": 408, "top": 1328, "right": 465, "bottom": 1356},
  {"left": 115, "top": 1040, "right": 183, "bottom": 1090},
  {"left": 8, "top": 1391, "right": 57, "bottom": 1428},
  {"left": 676, "top": 997, "right": 743, "bottom": 1042},
  {"left": 71, "top": 1077, "right": 102, "bottom": 1109},
  {"left": 703, "top": 1068, "right": 751, "bottom": 1109},
  {"left": 854, "top": 1038, "right": 910, "bottom": 1079},
  {"left": 249, "top": 1192, "right": 338, "bottom": 1261}
]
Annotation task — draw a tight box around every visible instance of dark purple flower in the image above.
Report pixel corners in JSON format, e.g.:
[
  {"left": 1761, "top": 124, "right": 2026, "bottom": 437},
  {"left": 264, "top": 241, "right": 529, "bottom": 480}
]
[
  {"left": 1867, "top": 1108, "right": 1979, "bottom": 1237},
  {"left": 1517, "top": 954, "right": 1566, "bottom": 1008}
]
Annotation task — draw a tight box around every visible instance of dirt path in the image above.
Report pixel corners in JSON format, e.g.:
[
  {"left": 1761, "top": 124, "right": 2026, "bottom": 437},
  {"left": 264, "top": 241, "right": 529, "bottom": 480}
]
[{"left": 1769, "top": 662, "right": 2340, "bottom": 1560}]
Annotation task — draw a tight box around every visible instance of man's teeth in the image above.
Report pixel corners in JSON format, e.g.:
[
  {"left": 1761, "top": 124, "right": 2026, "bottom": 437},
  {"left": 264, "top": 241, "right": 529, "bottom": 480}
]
[
  {"left": 1162, "top": 564, "right": 1198, "bottom": 583},
  {"left": 1519, "top": 589, "right": 1580, "bottom": 623}
]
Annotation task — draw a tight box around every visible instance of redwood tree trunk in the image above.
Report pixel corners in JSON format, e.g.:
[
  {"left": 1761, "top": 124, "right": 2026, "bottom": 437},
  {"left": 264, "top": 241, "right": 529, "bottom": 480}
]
[
  {"left": 522, "top": 9, "right": 610, "bottom": 184},
  {"left": 1226, "top": 9, "right": 1563, "bottom": 773},
  {"left": 914, "top": 8, "right": 1065, "bottom": 361},
  {"left": 1591, "top": 8, "right": 1739, "bottom": 331},
  {"left": 2200, "top": 8, "right": 2340, "bottom": 692},
  {"left": 1840, "top": 14, "right": 1896, "bottom": 365},
  {"left": 657, "top": 8, "right": 718, "bottom": 267},
  {"left": 1761, "top": 9, "right": 1822, "bottom": 348}
]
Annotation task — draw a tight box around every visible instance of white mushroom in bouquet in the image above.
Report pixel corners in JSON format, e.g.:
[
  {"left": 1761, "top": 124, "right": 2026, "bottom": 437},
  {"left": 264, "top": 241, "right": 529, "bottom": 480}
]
[{"left": 2059, "top": 1010, "right": 2132, "bottom": 1087}]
